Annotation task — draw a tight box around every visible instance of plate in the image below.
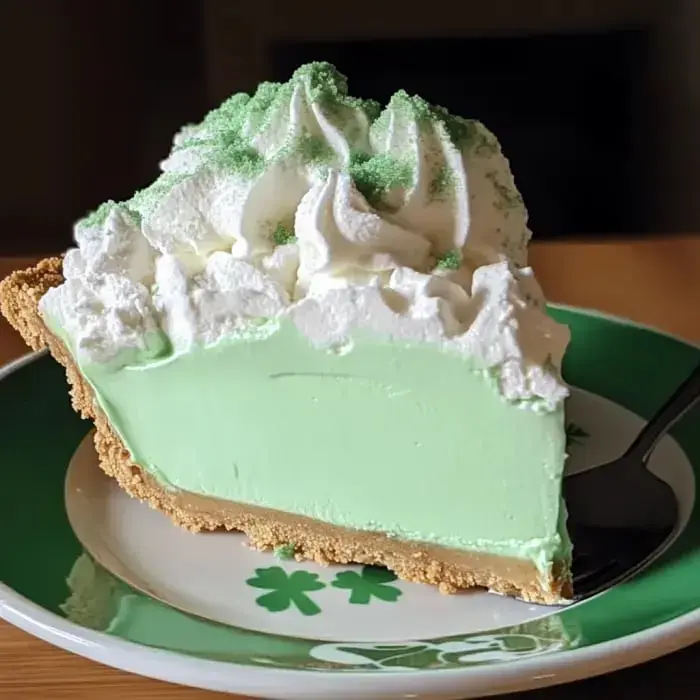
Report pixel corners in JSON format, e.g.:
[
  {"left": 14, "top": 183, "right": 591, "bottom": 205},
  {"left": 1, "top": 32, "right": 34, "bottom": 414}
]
[{"left": 0, "top": 305, "right": 699, "bottom": 699}]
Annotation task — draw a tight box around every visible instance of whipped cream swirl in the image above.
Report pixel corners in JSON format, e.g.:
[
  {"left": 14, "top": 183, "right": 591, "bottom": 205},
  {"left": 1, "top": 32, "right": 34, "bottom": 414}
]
[{"left": 40, "top": 62, "right": 569, "bottom": 409}]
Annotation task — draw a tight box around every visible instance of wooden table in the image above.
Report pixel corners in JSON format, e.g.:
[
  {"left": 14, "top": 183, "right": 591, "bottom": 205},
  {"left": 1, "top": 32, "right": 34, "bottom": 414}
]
[{"left": 1, "top": 237, "right": 699, "bottom": 698}]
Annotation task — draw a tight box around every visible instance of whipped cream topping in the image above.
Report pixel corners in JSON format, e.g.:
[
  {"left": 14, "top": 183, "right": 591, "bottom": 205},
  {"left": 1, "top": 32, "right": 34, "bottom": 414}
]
[{"left": 40, "top": 62, "right": 569, "bottom": 408}]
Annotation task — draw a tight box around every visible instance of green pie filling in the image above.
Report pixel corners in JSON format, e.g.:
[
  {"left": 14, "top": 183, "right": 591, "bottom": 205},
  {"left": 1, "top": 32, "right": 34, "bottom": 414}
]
[{"left": 61, "top": 319, "right": 570, "bottom": 579}]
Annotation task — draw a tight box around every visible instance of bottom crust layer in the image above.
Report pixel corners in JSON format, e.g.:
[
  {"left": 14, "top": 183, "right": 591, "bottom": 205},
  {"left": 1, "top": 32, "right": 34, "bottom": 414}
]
[{"left": 0, "top": 258, "right": 573, "bottom": 606}]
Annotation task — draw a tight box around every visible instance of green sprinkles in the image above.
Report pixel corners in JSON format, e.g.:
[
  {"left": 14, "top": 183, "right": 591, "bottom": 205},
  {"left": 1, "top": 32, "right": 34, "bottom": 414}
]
[
  {"left": 348, "top": 151, "right": 413, "bottom": 206},
  {"left": 86, "top": 62, "right": 508, "bottom": 223},
  {"left": 129, "top": 172, "right": 190, "bottom": 213},
  {"left": 209, "top": 142, "right": 266, "bottom": 179},
  {"left": 202, "top": 84, "right": 277, "bottom": 141},
  {"left": 428, "top": 164, "right": 454, "bottom": 201},
  {"left": 387, "top": 90, "right": 482, "bottom": 149},
  {"left": 485, "top": 170, "right": 523, "bottom": 209},
  {"left": 272, "top": 223, "right": 296, "bottom": 246},
  {"left": 77, "top": 200, "right": 142, "bottom": 230},
  {"left": 471, "top": 125, "right": 500, "bottom": 157},
  {"left": 290, "top": 63, "right": 380, "bottom": 149},
  {"left": 273, "top": 543, "right": 297, "bottom": 560},
  {"left": 436, "top": 249, "right": 462, "bottom": 270},
  {"left": 369, "top": 107, "right": 391, "bottom": 144},
  {"left": 235, "top": 83, "right": 280, "bottom": 136},
  {"left": 293, "top": 62, "right": 381, "bottom": 121},
  {"left": 78, "top": 200, "right": 119, "bottom": 229},
  {"left": 285, "top": 130, "right": 335, "bottom": 167}
]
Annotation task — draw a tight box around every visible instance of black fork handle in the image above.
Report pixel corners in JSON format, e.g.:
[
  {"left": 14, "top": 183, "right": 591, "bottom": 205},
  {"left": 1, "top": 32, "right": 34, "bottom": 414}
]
[{"left": 626, "top": 359, "right": 700, "bottom": 464}]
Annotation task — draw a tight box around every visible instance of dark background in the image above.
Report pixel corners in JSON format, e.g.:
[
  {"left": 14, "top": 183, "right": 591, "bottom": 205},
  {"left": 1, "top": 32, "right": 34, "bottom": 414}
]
[{"left": 0, "top": 0, "right": 698, "bottom": 255}]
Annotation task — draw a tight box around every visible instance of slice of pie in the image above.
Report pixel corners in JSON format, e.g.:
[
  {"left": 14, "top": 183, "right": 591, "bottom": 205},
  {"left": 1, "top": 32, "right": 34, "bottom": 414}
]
[{"left": 0, "top": 63, "right": 572, "bottom": 604}]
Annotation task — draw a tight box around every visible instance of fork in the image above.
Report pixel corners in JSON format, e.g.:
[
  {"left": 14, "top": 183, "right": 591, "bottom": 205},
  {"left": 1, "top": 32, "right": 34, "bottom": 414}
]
[{"left": 565, "top": 359, "right": 700, "bottom": 601}]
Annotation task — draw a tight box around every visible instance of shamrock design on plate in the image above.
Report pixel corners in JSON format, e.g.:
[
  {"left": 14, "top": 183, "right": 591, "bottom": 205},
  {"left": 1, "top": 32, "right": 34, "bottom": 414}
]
[
  {"left": 331, "top": 566, "right": 403, "bottom": 604},
  {"left": 246, "top": 564, "right": 404, "bottom": 615},
  {"left": 246, "top": 567, "right": 325, "bottom": 616}
]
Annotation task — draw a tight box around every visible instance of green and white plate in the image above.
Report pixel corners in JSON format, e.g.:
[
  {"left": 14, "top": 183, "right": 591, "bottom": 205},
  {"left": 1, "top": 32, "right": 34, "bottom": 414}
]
[{"left": 0, "top": 305, "right": 698, "bottom": 699}]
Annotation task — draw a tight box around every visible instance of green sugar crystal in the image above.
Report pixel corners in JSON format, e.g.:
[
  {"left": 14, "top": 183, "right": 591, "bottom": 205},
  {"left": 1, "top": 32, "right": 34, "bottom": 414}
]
[
  {"left": 246, "top": 82, "right": 295, "bottom": 139},
  {"left": 390, "top": 90, "right": 433, "bottom": 124},
  {"left": 78, "top": 200, "right": 119, "bottom": 229},
  {"left": 203, "top": 65, "right": 369, "bottom": 154},
  {"left": 233, "top": 83, "right": 279, "bottom": 135},
  {"left": 369, "top": 107, "right": 391, "bottom": 144},
  {"left": 78, "top": 200, "right": 142, "bottom": 230},
  {"left": 387, "top": 90, "right": 489, "bottom": 151},
  {"left": 297, "top": 133, "right": 333, "bottom": 165},
  {"left": 174, "top": 82, "right": 284, "bottom": 160},
  {"left": 273, "top": 223, "right": 296, "bottom": 246},
  {"left": 439, "top": 113, "right": 481, "bottom": 150},
  {"left": 291, "top": 63, "right": 380, "bottom": 150},
  {"left": 191, "top": 67, "right": 379, "bottom": 159},
  {"left": 85, "top": 62, "right": 509, "bottom": 228},
  {"left": 471, "top": 125, "right": 500, "bottom": 158},
  {"left": 436, "top": 249, "right": 462, "bottom": 270},
  {"left": 293, "top": 62, "right": 380, "bottom": 121},
  {"left": 202, "top": 84, "right": 276, "bottom": 141},
  {"left": 274, "top": 543, "right": 297, "bottom": 560},
  {"left": 288, "top": 130, "right": 335, "bottom": 167},
  {"left": 129, "top": 172, "right": 190, "bottom": 213},
  {"left": 428, "top": 164, "right": 454, "bottom": 201},
  {"left": 293, "top": 62, "right": 348, "bottom": 101},
  {"left": 349, "top": 151, "right": 413, "bottom": 207},
  {"left": 209, "top": 142, "right": 266, "bottom": 179},
  {"left": 485, "top": 170, "right": 523, "bottom": 209}
]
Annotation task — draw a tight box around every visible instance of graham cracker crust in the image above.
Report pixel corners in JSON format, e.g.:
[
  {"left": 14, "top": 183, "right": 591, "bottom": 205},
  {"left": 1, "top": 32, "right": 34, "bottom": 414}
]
[{"left": 0, "top": 257, "right": 572, "bottom": 605}]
